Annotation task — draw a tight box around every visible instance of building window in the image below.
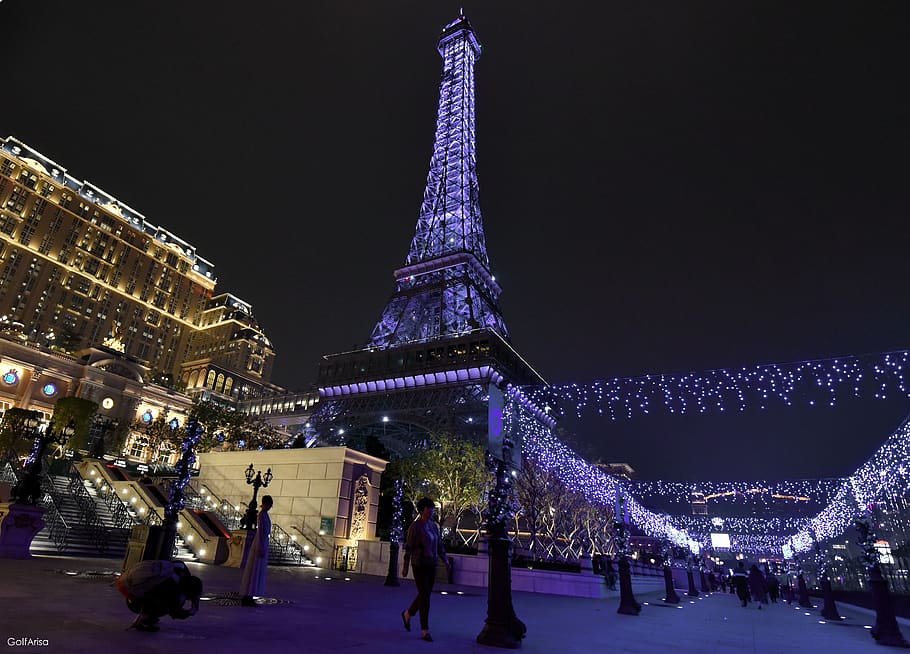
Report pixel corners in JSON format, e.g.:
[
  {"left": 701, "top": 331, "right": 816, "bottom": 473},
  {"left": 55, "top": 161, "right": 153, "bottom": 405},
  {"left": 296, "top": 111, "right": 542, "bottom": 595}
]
[
  {"left": 6, "top": 187, "right": 28, "bottom": 213},
  {"left": 129, "top": 440, "right": 147, "bottom": 459}
]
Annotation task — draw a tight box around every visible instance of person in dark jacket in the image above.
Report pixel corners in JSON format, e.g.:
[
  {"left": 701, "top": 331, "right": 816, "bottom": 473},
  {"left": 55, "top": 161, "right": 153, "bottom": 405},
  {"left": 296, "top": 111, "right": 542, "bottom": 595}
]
[
  {"left": 748, "top": 564, "right": 768, "bottom": 608},
  {"left": 766, "top": 573, "right": 780, "bottom": 602},
  {"left": 732, "top": 561, "right": 750, "bottom": 607},
  {"left": 401, "top": 497, "right": 451, "bottom": 642}
]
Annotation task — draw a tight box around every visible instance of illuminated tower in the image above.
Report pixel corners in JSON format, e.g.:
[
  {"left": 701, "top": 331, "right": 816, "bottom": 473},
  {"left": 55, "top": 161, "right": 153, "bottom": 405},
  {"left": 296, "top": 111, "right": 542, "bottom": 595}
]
[
  {"left": 307, "top": 14, "right": 544, "bottom": 451},
  {"left": 369, "top": 14, "right": 507, "bottom": 347}
]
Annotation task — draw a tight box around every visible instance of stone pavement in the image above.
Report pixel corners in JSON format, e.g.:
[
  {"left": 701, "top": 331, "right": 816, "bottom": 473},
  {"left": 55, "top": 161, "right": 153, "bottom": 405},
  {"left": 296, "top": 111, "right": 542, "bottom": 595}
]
[{"left": 1, "top": 555, "right": 906, "bottom": 653}]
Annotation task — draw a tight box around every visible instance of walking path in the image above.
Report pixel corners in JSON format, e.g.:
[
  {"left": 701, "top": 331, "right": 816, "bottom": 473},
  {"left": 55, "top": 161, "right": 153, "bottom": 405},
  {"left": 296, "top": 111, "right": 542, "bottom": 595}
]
[{"left": 1, "top": 555, "right": 905, "bottom": 653}]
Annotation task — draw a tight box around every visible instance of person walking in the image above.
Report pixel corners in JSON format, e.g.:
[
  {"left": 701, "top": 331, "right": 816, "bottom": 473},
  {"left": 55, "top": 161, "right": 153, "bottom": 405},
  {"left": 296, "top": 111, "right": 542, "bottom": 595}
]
[
  {"left": 401, "top": 497, "right": 451, "bottom": 642},
  {"left": 767, "top": 572, "right": 780, "bottom": 602},
  {"left": 748, "top": 564, "right": 768, "bottom": 608},
  {"left": 239, "top": 494, "right": 273, "bottom": 607},
  {"left": 732, "top": 561, "right": 750, "bottom": 607}
]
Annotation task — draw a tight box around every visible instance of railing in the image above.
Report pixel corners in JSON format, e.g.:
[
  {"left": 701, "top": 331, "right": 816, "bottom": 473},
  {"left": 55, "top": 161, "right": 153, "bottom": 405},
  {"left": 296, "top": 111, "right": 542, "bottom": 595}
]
[
  {"left": 294, "top": 522, "right": 333, "bottom": 555},
  {"left": 186, "top": 482, "right": 310, "bottom": 565},
  {"left": 83, "top": 460, "right": 161, "bottom": 530},
  {"left": 270, "top": 522, "right": 307, "bottom": 564},
  {"left": 64, "top": 462, "right": 115, "bottom": 554},
  {"left": 2, "top": 458, "right": 71, "bottom": 552},
  {"left": 37, "top": 458, "right": 71, "bottom": 552},
  {"left": 187, "top": 481, "right": 243, "bottom": 531}
]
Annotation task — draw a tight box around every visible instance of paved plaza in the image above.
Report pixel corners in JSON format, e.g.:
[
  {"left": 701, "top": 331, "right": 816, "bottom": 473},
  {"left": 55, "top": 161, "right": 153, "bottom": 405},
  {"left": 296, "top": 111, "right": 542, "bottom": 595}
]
[{"left": 1, "top": 555, "right": 907, "bottom": 653}]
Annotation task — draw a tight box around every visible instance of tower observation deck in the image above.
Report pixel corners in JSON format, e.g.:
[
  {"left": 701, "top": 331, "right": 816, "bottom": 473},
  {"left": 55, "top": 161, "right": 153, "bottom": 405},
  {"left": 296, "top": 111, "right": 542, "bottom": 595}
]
[{"left": 307, "top": 15, "right": 545, "bottom": 453}]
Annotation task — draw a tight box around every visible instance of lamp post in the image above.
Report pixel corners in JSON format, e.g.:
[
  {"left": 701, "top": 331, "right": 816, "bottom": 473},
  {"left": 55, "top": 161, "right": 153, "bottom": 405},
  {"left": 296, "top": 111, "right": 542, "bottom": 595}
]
[
  {"left": 685, "top": 552, "right": 700, "bottom": 597},
  {"left": 1, "top": 417, "right": 74, "bottom": 558},
  {"left": 11, "top": 419, "right": 75, "bottom": 505},
  {"left": 158, "top": 417, "right": 203, "bottom": 560},
  {"left": 809, "top": 531, "right": 843, "bottom": 621},
  {"left": 384, "top": 478, "right": 404, "bottom": 586},
  {"left": 661, "top": 541, "right": 680, "bottom": 604},
  {"left": 855, "top": 506, "right": 910, "bottom": 646},
  {"left": 612, "top": 489, "right": 642, "bottom": 615},
  {"left": 241, "top": 463, "right": 272, "bottom": 530},
  {"left": 476, "top": 436, "right": 526, "bottom": 648}
]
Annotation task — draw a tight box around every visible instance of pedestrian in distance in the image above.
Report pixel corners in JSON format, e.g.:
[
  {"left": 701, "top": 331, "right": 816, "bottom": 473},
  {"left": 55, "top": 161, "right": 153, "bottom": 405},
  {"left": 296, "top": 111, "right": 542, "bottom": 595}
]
[
  {"left": 117, "top": 559, "right": 202, "bottom": 632},
  {"left": 767, "top": 573, "right": 780, "bottom": 603},
  {"left": 732, "top": 561, "right": 750, "bottom": 607},
  {"left": 401, "top": 497, "right": 452, "bottom": 642},
  {"left": 748, "top": 564, "right": 768, "bottom": 608},
  {"left": 603, "top": 555, "right": 618, "bottom": 590},
  {"left": 240, "top": 494, "right": 273, "bottom": 607}
]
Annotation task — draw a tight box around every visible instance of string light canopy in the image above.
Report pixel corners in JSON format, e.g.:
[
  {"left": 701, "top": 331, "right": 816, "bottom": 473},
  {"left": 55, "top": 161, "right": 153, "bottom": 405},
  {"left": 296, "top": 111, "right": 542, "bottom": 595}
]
[
  {"left": 525, "top": 350, "right": 910, "bottom": 420},
  {"left": 506, "top": 350, "right": 910, "bottom": 556}
]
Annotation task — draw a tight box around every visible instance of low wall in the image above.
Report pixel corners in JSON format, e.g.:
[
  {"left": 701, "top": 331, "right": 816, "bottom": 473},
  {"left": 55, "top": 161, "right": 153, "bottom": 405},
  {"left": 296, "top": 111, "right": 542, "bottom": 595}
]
[{"left": 356, "top": 541, "right": 668, "bottom": 599}]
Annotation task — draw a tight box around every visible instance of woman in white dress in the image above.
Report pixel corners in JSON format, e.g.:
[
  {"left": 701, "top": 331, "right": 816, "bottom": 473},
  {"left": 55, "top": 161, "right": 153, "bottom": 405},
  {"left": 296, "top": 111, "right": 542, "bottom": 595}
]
[{"left": 240, "top": 495, "right": 272, "bottom": 606}]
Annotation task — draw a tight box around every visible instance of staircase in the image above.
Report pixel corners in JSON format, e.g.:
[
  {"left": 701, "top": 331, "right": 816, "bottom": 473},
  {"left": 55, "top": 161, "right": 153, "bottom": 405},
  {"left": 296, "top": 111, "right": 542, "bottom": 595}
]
[
  {"left": 29, "top": 464, "right": 131, "bottom": 558},
  {"left": 23, "top": 459, "right": 195, "bottom": 561},
  {"left": 186, "top": 481, "right": 313, "bottom": 567}
]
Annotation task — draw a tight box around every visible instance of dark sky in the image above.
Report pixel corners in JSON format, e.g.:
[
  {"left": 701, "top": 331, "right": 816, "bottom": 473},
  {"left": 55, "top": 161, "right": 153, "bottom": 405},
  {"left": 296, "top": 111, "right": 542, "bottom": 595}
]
[{"left": 3, "top": 2, "right": 909, "bottom": 481}]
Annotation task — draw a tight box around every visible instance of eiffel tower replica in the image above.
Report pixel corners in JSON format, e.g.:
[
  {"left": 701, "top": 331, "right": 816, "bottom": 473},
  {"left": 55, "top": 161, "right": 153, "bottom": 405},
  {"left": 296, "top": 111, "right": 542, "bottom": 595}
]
[{"left": 308, "top": 14, "right": 545, "bottom": 454}]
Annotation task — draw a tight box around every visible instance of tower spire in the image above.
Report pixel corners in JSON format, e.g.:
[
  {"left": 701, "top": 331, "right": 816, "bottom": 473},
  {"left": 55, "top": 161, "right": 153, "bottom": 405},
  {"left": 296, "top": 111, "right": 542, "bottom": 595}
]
[{"left": 369, "top": 14, "right": 508, "bottom": 348}]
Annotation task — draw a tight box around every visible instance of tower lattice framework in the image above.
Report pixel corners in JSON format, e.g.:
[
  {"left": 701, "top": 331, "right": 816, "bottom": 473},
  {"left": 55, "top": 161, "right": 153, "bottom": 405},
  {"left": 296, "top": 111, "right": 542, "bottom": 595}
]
[
  {"left": 308, "top": 14, "right": 543, "bottom": 453},
  {"left": 370, "top": 14, "right": 507, "bottom": 348}
]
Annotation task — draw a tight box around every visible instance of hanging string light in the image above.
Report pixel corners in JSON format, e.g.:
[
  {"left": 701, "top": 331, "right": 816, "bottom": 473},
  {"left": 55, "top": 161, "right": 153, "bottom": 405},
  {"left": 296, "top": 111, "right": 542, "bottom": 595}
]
[
  {"left": 505, "top": 352, "right": 910, "bottom": 557},
  {"left": 525, "top": 350, "right": 910, "bottom": 421}
]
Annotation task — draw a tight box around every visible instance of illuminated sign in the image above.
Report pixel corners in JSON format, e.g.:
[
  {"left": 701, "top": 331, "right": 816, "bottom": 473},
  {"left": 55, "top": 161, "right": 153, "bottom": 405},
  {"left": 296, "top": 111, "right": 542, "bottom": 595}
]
[{"left": 710, "top": 533, "right": 731, "bottom": 549}]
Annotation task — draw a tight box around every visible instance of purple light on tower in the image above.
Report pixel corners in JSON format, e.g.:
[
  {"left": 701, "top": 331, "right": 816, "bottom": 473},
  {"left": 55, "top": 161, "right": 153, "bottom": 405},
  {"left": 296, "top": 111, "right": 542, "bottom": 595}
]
[{"left": 369, "top": 14, "right": 509, "bottom": 349}]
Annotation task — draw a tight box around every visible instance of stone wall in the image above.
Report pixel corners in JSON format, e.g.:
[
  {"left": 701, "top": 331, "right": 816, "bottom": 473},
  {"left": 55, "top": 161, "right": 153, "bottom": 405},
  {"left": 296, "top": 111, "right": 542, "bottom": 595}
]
[
  {"left": 355, "top": 540, "right": 667, "bottom": 598},
  {"left": 197, "top": 447, "right": 387, "bottom": 559}
]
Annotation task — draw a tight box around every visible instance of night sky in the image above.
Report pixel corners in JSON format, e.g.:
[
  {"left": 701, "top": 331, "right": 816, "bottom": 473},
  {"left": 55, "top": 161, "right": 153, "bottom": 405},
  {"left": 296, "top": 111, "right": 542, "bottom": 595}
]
[{"left": 3, "top": 2, "right": 909, "bottom": 482}]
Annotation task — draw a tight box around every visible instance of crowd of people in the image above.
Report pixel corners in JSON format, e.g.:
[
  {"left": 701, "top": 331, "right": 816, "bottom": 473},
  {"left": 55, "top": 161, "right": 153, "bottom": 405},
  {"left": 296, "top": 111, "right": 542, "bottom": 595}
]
[{"left": 728, "top": 561, "right": 790, "bottom": 608}]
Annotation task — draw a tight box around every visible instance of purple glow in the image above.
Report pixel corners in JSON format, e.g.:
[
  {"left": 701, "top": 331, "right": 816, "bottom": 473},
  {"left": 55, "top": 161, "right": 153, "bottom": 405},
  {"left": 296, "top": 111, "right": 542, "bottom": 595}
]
[
  {"left": 319, "top": 364, "right": 499, "bottom": 397},
  {"left": 369, "top": 15, "right": 509, "bottom": 349}
]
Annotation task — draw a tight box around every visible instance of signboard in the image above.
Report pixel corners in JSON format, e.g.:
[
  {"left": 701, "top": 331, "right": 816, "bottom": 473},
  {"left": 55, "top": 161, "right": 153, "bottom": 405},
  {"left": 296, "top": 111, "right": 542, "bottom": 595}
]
[
  {"left": 710, "top": 533, "right": 731, "bottom": 549},
  {"left": 875, "top": 539, "right": 894, "bottom": 565},
  {"left": 319, "top": 517, "right": 335, "bottom": 536}
]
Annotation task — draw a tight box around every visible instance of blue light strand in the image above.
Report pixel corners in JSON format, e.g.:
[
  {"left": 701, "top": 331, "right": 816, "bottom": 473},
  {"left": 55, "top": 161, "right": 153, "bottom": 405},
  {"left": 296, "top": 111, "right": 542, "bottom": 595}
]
[
  {"left": 507, "top": 358, "right": 910, "bottom": 556},
  {"left": 527, "top": 351, "right": 910, "bottom": 420}
]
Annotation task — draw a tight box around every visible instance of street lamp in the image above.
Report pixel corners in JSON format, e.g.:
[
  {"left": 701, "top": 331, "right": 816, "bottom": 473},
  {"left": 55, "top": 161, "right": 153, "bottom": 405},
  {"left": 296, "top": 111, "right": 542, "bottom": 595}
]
[
  {"left": 11, "top": 419, "right": 76, "bottom": 505},
  {"left": 241, "top": 463, "right": 273, "bottom": 530}
]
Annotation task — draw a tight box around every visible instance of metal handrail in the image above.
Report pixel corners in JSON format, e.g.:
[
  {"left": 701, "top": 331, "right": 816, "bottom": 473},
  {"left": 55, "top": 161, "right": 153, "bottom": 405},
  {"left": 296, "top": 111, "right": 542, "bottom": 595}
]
[
  {"left": 293, "top": 523, "right": 332, "bottom": 555},
  {"left": 37, "top": 459, "right": 71, "bottom": 552},
  {"left": 190, "top": 481, "right": 243, "bottom": 531},
  {"left": 65, "top": 463, "right": 114, "bottom": 554},
  {"left": 269, "top": 522, "right": 307, "bottom": 564}
]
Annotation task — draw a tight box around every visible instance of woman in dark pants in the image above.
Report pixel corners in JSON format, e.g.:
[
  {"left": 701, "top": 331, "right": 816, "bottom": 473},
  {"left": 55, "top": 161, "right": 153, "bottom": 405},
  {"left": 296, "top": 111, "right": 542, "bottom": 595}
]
[{"left": 401, "top": 497, "right": 451, "bottom": 642}]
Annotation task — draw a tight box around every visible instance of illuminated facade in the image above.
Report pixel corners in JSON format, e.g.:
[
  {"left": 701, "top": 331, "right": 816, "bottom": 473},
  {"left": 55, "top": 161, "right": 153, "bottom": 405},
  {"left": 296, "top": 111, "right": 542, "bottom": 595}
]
[
  {"left": 0, "top": 136, "right": 275, "bottom": 402},
  {"left": 180, "top": 293, "right": 278, "bottom": 403}
]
